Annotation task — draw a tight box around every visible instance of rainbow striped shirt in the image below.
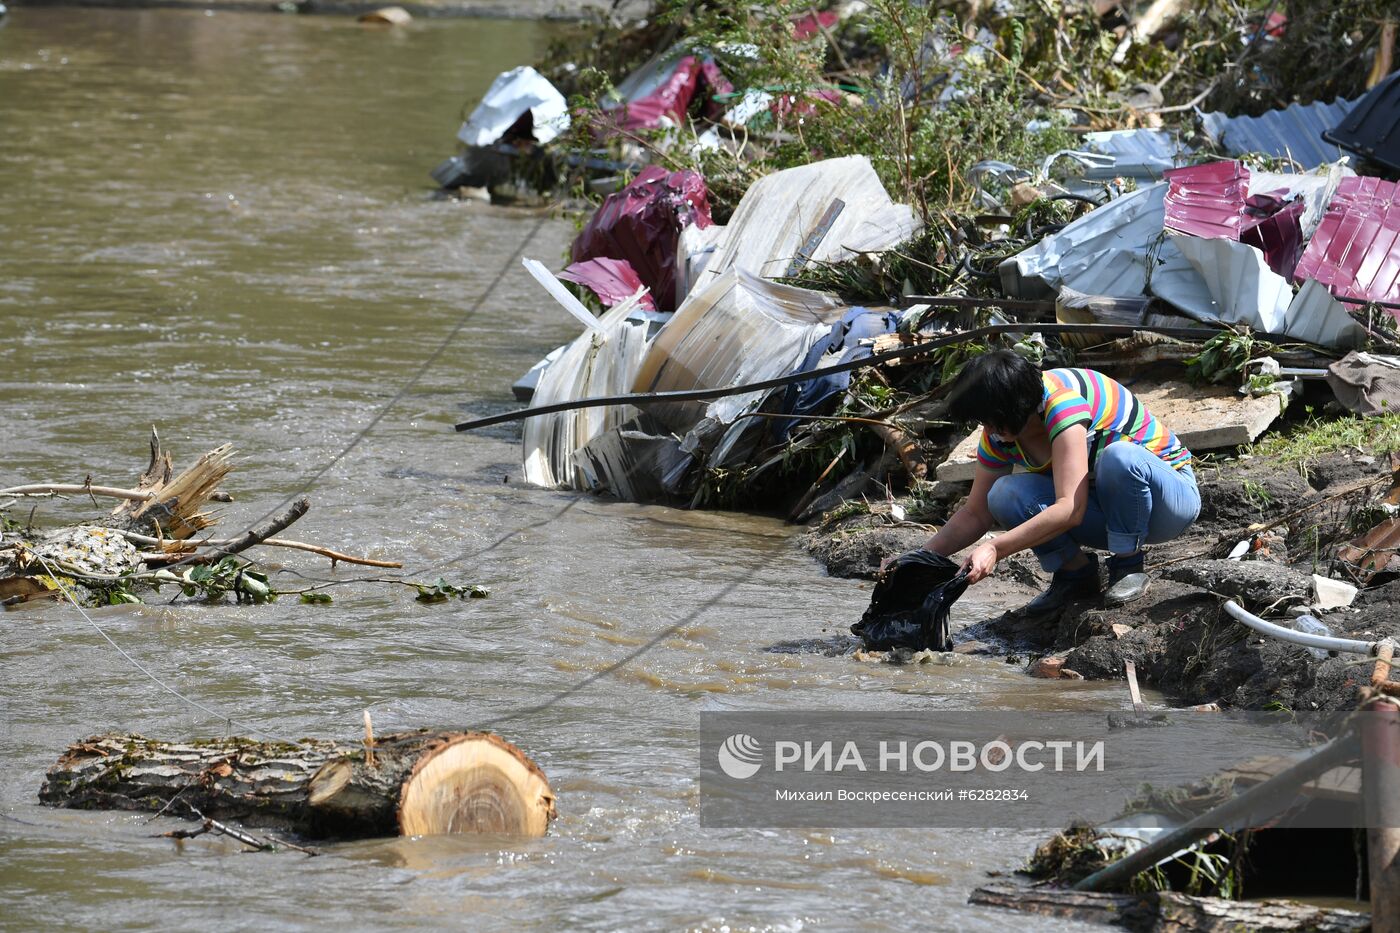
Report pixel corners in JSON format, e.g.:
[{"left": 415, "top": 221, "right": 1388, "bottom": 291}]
[{"left": 976, "top": 368, "right": 1192, "bottom": 473}]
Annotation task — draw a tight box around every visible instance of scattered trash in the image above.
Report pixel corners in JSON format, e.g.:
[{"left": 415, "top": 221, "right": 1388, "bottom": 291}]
[
  {"left": 1337, "top": 517, "right": 1400, "bottom": 585},
  {"left": 1290, "top": 614, "right": 1333, "bottom": 660},
  {"left": 1310, "top": 574, "right": 1358, "bottom": 611},
  {"left": 597, "top": 45, "right": 732, "bottom": 133},
  {"left": 457, "top": 66, "right": 569, "bottom": 149},
  {"left": 557, "top": 258, "right": 655, "bottom": 311},
  {"left": 1326, "top": 351, "right": 1400, "bottom": 416},
  {"left": 570, "top": 166, "right": 713, "bottom": 313}
]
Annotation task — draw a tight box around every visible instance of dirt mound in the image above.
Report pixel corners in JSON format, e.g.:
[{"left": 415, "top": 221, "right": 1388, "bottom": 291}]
[{"left": 803, "top": 518, "right": 930, "bottom": 579}]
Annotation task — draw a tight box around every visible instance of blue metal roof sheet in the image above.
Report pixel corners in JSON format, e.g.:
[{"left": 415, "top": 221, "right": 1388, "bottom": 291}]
[{"left": 1200, "top": 97, "right": 1359, "bottom": 170}]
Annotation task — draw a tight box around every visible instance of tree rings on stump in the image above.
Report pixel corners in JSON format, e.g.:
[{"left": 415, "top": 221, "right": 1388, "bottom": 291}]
[{"left": 397, "top": 732, "right": 555, "bottom": 837}]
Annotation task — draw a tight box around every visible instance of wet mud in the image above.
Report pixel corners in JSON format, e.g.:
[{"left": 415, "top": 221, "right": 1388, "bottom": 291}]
[{"left": 806, "top": 449, "right": 1400, "bottom": 712}]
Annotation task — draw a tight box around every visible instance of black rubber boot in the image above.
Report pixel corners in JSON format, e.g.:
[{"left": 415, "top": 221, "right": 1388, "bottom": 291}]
[
  {"left": 1104, "top": 552, "right": 1149, "bottom": 607},
  {"left": 1016, "top": 554, "right": 1101, "bottom": 623}
]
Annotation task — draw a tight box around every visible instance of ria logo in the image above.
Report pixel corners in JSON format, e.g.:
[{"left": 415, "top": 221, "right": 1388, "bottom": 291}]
[{"left": 717, "top": 733, "right": 763, "bottom": 779}]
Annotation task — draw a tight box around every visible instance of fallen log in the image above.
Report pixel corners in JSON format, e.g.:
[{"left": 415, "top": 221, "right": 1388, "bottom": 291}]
[
  {"left": 40, "top": 731, "right": 555, "bottom": 839},
  {"left": 969, "top": 883, "right": 1370, "bottom": 931}
]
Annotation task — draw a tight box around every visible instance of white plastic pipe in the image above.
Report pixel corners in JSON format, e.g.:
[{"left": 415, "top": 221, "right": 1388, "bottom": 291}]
[{"left": 1223, "top": 600, "right": 1376, "bottom": 655}]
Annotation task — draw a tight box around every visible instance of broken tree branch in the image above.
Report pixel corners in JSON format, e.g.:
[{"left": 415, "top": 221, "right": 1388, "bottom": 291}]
[
  {"left": 0, "top": 484, "right": 155, "bottom": 502},
  {"left": 202, "top": 498, "right": 311, "bottom": 560},
  {"left": 119, "top": 529, "right": 402, "bottom": 569}
]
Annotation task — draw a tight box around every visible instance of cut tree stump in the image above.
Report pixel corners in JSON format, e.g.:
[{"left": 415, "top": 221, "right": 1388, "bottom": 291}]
[{"left": 39, "top": 731, "right": 555, "bottom": 839}]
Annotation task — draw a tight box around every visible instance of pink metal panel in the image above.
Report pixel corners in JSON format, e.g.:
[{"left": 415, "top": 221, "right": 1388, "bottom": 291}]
[
  {"left": 1163, "top": 160, "right": 1251, "bottom": 239},
  {"left": 1294, "top": 175, "right": 1400, "bottom": 305}
]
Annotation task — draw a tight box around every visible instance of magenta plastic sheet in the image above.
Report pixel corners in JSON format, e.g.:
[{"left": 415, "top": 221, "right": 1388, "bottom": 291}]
[
  {"left": 1241, "top": 199, "right": 1305, "bottom": 279},
  {"left": 609, "top": 56, "right": 733, "bottom": 132},
  {"left": 559, "top": 257, "right": 656, "bottom": 311},
  {"left": 1294, "top": 175, "right": 1400, "bottom": 307},
  {"left": 570, "top": 166, "right": 715, "bottom": 313}
]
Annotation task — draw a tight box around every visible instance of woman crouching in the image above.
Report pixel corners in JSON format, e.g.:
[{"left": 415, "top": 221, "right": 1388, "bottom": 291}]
[{"left": 921, "top": 350, "right": 1200, "bottom": 621}]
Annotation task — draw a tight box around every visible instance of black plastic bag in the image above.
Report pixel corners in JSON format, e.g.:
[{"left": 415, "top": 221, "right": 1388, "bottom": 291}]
[{"left": 851, "top": 550, "right": 970, "bottom": 652}]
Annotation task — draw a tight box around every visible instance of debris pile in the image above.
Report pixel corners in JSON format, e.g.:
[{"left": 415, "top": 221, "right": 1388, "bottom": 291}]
[
  {"left": 444, "top": 1, "right": 1400, "bottom": 525},
  {"left": 0, "top": 429, "right": 485, "bottom": 609}
]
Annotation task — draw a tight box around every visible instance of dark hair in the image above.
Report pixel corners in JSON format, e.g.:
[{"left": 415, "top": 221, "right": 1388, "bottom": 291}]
[{"left": 947, "top": 350, "right": 1043, "bottom": 431}]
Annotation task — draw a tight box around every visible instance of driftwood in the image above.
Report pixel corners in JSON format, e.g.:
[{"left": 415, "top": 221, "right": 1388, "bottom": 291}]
[
  {"left": 969, "top": 883, "right": 1370, "bottom": 932},
  {"left": 110, "top": 429, "right": 232, "bottom": 539},
  {"left": 180, "top": 497, "right": 309, "bottom": 562},
  {"left": 121, "top": 529, "right": 403, "bottom": 569},
  {"left": 40, "top": 731, "right": 555, "bottom": 839},
  {"left": 0, "top": 484, "right": 157, "bottom": 503}
]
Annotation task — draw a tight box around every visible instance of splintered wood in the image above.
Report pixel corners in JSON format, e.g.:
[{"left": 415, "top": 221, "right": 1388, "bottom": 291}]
[{"left": 110, "top": 428, "right": 232, "bottom": 539}]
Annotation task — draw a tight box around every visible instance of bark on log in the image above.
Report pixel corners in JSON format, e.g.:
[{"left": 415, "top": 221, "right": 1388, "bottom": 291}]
[
  {"left": 968, "top": 883, "right": 1370, "bottom": 932},
  {"left": 40, "top": 731, "right": 555, "bottom": 839}
]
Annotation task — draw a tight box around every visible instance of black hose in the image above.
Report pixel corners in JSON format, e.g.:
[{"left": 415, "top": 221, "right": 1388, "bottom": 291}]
[
  {"left": 959, "top": 252, "right": 1002, "bottom": 280},
  {"left": 454, "top": 322, "right": 1222, "bottom": 433}
]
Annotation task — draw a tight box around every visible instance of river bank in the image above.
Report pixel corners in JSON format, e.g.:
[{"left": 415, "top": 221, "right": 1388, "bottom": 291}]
[
  {"left": 806, "top": 438, "right": 1400, "bottom": 712},
  {"left": 1, "top": 9, "right": 1125, "bottom": 929}
]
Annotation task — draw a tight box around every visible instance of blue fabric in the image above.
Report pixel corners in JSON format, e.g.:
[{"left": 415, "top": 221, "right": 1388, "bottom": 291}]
[
  {"left": 984, "top": 441, "right": 1200, "bottom": 572},
  {"left": 773, "top": 307, "right": 901, "bottom": 440}
]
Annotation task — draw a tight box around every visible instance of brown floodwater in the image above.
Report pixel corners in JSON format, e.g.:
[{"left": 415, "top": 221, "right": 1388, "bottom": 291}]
[{"left": 0, "top": 9, "right": 1121, "bottom": 929}]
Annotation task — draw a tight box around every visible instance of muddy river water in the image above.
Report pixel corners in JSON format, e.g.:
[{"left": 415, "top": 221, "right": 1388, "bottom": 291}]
[{"left": 0, "top": 10, "right": 1130, "bottom": 929}]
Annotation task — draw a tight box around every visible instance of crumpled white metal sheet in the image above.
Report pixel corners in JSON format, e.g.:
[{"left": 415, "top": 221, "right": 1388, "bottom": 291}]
[
  {"left": 457, "top": 66, "right": 570, "bottom": 148},
  {"left": 631, "top": 268, "right": 846, "bottom": 432},
  {"left": 695, "top": 156, "right": 921, "bottom": 290}
]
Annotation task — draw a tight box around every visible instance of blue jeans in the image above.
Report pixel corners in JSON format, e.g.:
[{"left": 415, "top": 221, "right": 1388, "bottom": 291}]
[{"left": 985, "top": 442, "right": 1201, "bottom": 573}]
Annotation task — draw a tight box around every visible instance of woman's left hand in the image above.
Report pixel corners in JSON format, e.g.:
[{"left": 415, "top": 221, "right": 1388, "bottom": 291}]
[{"left": 961, "top": 542, "right": 998, "bottom": 584}]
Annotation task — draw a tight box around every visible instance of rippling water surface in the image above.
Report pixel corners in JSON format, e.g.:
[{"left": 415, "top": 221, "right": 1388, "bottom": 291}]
[{"left": 0, "top": 10, "right": 1114, "bottom": 929}]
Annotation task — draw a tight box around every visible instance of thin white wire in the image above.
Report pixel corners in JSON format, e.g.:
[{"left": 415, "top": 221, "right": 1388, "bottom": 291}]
[
  {"left": 35, "top": 553, "right": 308, "bottom": 747},
  {"left": 27, "top": 214, "right": 552, "bottom": 741}
]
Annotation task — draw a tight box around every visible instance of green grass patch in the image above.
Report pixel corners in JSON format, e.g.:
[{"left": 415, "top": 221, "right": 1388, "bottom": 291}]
[{"left": 1247, "top": 412, "right": 1400, "bottom": 469}]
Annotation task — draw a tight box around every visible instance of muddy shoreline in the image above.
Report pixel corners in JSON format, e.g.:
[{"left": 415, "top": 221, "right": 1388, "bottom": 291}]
[
  {"left": 806, "top": 447, "right": 1400, "bottom": 713},
  {"left": 6, "top": 0, "right": 646, "bottom": 19}
]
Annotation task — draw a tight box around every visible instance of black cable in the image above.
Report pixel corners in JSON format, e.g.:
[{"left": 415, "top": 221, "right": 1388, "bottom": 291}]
[{"left": 454, "top": 322, "right": 1224, "bottom": 433}]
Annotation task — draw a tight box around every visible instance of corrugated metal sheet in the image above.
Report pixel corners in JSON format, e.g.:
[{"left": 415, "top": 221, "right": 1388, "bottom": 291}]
[
  {"left": 1163, "top": 161, "right": 1251, "bottom": 239},
  {"left": 631, "top": 268, "right": 846, "bottom": 431},
  {"left": 1199, "top": 97, "right": 1357, "bottom": 170},
  {"left": 1294, "top": 175, "right": 1400, "bottom": 305},
  {"left": 1001, "top": 175, "right": 1366, "bottom": 347},
  {"left": 1081, "top": 129, "right": 1192, "bottom": 178},
  {"left": 695, "top": 156, "right": 921, "bottom": 291}
]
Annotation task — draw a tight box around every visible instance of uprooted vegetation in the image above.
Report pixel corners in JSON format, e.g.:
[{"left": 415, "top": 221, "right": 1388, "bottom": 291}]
[
  {"left": 539, "top": 0, "right": 1396, "bottom": 219},
  {"left": 0, "top": 429, "right": 486, "bottom": 610}
]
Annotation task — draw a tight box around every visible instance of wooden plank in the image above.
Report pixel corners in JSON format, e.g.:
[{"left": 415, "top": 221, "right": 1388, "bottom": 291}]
[
  {"left": 1125, "top": 660, "right": 1146, "bottom": 713},
  {"left": 969, "top": 883, "right": 1371, "bottom": 931},
  {"left": 934, "top": 380, "right": 1287, "bottom": 483},
  {"left": 1219, "top": 754, "right": 1362, "bottom": 803}
]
